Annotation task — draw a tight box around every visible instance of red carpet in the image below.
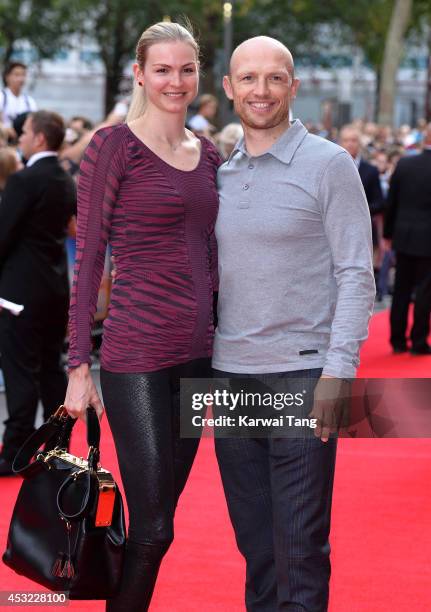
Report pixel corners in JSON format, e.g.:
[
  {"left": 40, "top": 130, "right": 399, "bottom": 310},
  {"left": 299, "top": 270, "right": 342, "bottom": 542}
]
[
  {"left": 359, "top": 309, "right": 431, "bottom": 377},
  {"left": 1, "top": 308, "right": 430, "bottom": 611}
]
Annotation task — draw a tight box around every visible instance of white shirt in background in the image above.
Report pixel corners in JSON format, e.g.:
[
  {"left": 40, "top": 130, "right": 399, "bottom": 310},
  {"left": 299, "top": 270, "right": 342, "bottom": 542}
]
[
  {"left": 26, "top": 151, "right": 58, "bottom": 167},
  {"left": 0, "top": 87, "right": 37, "bottom": 128}
]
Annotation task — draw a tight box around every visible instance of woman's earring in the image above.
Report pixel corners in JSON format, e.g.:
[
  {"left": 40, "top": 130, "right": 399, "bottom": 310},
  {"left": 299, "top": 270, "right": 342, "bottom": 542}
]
[{"left": 138, "top": 82, "right": 143, "bottom": 87}]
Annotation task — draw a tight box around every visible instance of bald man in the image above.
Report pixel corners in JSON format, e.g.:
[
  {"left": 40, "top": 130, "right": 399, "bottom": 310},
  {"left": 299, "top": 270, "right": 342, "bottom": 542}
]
[
  {"left": 339, "top": 125, "right": 384, "bottom": 251},
  {"left": 339, "top": 125, "right": 383, "bottom": 214},
  {"left": 213, "top": 37, "right": 375, "bottom": 611}
]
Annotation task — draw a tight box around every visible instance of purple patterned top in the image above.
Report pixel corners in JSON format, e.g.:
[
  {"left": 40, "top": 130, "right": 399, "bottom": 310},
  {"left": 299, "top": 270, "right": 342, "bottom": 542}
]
[{"left": 68, "top": 124, "right": 220, "bottom": 372}]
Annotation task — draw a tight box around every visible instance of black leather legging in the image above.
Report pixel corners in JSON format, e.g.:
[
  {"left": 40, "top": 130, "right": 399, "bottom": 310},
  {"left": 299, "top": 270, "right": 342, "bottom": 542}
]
[{"left": 101, "top": 358, "right": 211, "bottom": 611}]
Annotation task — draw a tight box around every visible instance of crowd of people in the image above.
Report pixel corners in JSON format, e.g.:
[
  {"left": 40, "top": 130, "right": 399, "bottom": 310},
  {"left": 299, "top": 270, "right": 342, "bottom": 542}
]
[
  {"left": 1, "top": 67, "right": 428, "bottom": 327},
  {"left": 304, "top": 119, "right": 428, "bottom": 283},
  {"left": 0, "top": 28, "right": 430, "bottom": 611}
]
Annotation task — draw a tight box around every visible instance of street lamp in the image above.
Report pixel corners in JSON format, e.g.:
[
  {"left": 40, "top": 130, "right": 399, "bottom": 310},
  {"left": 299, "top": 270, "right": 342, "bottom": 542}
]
[
  {"left": 223, "top": 2, "right": 233, "bottom": 75},
  {"left": 222, "top": 1, "right": 234, "bottom": 125}
]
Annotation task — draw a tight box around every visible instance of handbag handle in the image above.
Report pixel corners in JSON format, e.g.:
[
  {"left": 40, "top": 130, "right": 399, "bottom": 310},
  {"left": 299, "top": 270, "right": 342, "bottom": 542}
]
[
  {"left": 56, "top": 468, "right": 97, "bottom": 522},
  {"left": 12, "top": 406, "right": 101, "bottom": 477},
  {"left": 56, "top": 408, "right": 103, "bottom": 522}
]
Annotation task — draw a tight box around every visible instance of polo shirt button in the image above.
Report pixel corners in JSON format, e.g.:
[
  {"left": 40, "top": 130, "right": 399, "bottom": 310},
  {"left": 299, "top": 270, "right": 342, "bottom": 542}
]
[
  {"left": 243, "top": 184, "right": 249, "bottom": 190},
  {"left": 248, "top": 164, "right": 254, "bottom": 169}
]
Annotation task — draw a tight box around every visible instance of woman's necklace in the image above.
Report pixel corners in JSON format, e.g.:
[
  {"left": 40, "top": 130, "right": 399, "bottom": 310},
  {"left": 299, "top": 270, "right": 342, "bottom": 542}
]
[
  {"left": 169, "top": 140, "right": 182, "bottom": 152},
  {"left": 152, "top": 134, "right": 186, "bottom": 152}
]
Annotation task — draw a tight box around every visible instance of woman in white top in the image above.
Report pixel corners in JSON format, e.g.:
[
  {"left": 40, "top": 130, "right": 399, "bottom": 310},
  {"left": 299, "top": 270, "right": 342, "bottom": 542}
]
[{"left": 0, "top": 62, "right": 37, "bottom": 139}]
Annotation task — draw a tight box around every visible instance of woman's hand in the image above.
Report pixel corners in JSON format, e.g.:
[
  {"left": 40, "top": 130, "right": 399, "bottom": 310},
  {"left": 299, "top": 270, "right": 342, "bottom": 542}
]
[{"left": 64, "top": 363, "right": 104, "bottom": 422}]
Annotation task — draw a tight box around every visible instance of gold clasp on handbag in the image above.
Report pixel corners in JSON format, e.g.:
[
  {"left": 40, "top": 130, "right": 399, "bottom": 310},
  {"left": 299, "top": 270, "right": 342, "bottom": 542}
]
[{"left": 37, "top": 448, "right": 60, "bottom": 468}]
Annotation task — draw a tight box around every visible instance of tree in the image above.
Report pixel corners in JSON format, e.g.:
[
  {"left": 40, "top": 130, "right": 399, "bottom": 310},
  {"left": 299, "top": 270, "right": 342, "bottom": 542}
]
[
  {"left": 233, "top": 0, "right": 330, "bottom": 56},
  {"left": 0, "top": 0, "right": 80, "bottom": 65},
  {"left": 238, "top": 0, "right": 421, "bottom": 124},
  {"left": 0, "top": 0, "right": 24, "bottom": 63},
  {"left": 315, "top": 0, "right": 395, "bottom": 121},
  {"left": 426, "top": 24, "right": 431, "bottom": 122},
  {"left": 411, "top": 0, "right": 431, "bottom": 122},
  {"left": 71, "top": 0, "right": 224, "bottom": 115},
  {"left": 378, "top": 0, "right": 413, "bottom": 125},
  {"left": 70, "top": 0, "right": 156, "bottom": 114},
  {"left": 167, "top": 0, "right": 223, "bottom": 93},
  {"left": 0, "top": 0, "right": 223, "bottom": 115}
]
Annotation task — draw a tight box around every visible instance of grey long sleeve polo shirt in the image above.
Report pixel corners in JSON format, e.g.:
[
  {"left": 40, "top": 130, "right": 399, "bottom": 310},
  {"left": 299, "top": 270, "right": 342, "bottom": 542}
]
[{"left": 213, "top": 119, "right": 375, "bottom": 378}]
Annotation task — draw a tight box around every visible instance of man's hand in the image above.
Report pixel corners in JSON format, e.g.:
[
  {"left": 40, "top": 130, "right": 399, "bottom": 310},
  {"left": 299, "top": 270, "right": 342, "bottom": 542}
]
[
  {"left": 382, "top": 238, "right": 392, "bottom": 252},
  {"left": 309, "top": 375, "right": 351, "bottom": 442}
]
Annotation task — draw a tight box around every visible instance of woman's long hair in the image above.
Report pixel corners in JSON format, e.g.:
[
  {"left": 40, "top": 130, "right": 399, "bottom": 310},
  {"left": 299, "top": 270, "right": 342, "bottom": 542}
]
[
  {"left": 0, "top": 147, "right": 18, "bottom": 191},
  {"left": 126, "top": 21, "right": 200, "bottom": 123}
]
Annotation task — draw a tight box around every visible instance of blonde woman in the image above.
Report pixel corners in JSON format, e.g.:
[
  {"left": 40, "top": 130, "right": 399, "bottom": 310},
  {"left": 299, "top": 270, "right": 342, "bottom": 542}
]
[{"left": 65, "top": 22, "right": 220, "bottom": 610}]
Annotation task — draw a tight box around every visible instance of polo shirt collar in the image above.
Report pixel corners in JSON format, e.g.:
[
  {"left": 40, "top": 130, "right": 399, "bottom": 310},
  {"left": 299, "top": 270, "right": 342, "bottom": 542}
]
[{"left": 227, "top": 119, "right": 308, "bottom": 165}]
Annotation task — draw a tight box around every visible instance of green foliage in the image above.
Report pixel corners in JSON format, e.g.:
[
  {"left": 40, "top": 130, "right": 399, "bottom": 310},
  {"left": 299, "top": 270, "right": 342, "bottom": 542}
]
[
  {"left": 0, "top": 0, "right": 26, "bottom": 61},
  {"left": 326, "top": 0, "right": 393, "bottom": 69},
  {"left": 234, "top": 0, "right": 394, "bottom": 70},
  {"left": 1, "top": 0, "right": 427, "bottom": 75},
  {"left": 234, "top": 0, "right": 328, "bottom": 54},
  {"left": 71, "top": 0, "right": 224, "bottom": 110},
  {"left": 73, "top": 0, "right": 222, "bottom": 71},
  {"left": 410, "top": 0, "right": 431, "bottom": 41},
  {"left": 1, "top": 0, "right": 427, "bottom": 116},
  {"left": 0, "top": 0, "right": 82, "bottom": 64}
]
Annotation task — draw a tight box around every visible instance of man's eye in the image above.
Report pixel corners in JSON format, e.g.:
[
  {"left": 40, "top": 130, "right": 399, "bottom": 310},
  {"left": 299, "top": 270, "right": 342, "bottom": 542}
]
[
  {"left": 184, "top": 67, "right": 195, "bottom": 73},
  {"left": 271, "top": 75, "right": 282, "bottom": 81},
  {"left": 242, "top": 76, "right": 252, "bottom": 81},
  {"left": 156, "top": 68, "right": 167, "bottom": 73}
]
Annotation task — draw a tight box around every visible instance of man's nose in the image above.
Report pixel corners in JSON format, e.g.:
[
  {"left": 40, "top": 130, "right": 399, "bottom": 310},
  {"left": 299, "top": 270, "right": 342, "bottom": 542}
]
[{"left": 253, "top": 78, "right": 269, "bottom": 97}]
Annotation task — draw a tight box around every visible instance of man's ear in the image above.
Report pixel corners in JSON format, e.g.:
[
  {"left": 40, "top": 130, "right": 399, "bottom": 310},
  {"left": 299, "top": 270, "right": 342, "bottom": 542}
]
[
  {"left": 290, "top": 77, "right": 300, "bottom": 99},
  {"left": 223, "top": 75, "right": 234, "bottom": 101},
  {"left": 34, "top": 131, "right": 46, "bottom": 149}
]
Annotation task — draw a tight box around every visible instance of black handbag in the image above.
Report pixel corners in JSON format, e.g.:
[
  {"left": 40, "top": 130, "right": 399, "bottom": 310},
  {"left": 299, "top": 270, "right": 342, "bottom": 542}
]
[{"left": 2, "top": 405, "right": 126, "bottom": 600}]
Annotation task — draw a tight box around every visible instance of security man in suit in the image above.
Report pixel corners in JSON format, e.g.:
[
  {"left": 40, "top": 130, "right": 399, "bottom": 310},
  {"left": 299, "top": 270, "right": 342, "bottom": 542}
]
[
  {"left": 339, "top": 126, "right": 383, "bottom": 212},
  {"left": 384, "top": 123, "right": 431, "bottom": 355},
  {"left": 339, "top": 125, "right": 384, "bottom": 230},
  {"left": 0, "top": 110, "right": 76, "bottom": 474}
]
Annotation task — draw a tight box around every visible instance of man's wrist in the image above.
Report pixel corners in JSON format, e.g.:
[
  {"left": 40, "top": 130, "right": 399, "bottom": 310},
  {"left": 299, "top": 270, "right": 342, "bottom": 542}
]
[{"left": 322, "top": 364, "right": 357, "bottom": 380}]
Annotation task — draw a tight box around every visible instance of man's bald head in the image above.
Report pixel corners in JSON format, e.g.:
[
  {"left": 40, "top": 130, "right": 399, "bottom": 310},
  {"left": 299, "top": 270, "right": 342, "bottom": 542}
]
[
  {"left": 339, "top": 125, "right": 362, "bottom": 159},
  {"left": 339, "top": 125, "right": 361, "bottom": 141},
  {"left": 230, "top": 36, "right": 295, "bottom": 79},
  {"left": 223, "top": 35, "right": 299, "bottom": 133}
]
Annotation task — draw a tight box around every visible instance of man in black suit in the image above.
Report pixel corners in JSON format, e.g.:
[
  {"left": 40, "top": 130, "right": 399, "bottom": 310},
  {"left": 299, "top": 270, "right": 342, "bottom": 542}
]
[
  {"left": 339, "top": 125, "right": 383, "bottom": 214},
  {"left": 339, "top": 125, "right": 384, "bottom": 247},
  {"left": 0, "top": 110, "right": 76, "bottom": 474},
  {"left": 383, "top": 124, "right": 431, "bottom": 355}
]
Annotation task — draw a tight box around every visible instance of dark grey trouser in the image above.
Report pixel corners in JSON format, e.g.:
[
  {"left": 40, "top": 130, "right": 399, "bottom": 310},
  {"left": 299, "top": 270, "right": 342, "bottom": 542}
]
[{"left": 214, "top": 368, "right": 337, "bottom": 612}]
